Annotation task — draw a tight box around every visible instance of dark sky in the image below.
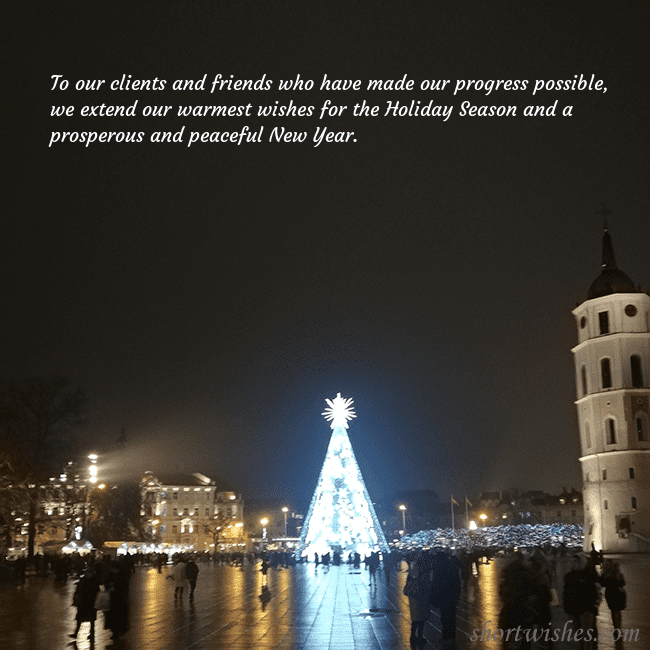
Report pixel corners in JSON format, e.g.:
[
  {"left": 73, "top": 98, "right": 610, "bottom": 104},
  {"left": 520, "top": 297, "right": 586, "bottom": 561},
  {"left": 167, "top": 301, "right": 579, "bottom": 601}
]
[{"left": 5, "top": 4, "right": 650, "bottom": 511}]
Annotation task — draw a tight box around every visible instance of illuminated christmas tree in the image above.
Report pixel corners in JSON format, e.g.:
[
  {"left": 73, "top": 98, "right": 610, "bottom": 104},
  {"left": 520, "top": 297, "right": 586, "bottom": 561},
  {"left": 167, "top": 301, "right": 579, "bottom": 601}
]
[{"left": 295, "top": 393, "right": 389, "bottom": 559}]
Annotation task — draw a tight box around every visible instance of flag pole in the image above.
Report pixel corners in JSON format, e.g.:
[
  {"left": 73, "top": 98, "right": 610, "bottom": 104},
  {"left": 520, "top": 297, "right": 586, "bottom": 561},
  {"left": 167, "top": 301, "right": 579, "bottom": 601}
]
[
  {"left": 465, "top": 495, "right": 469, "bottom": 524},
  {"left": 451, "top": 495, "right": 455, "bottom": 530}
]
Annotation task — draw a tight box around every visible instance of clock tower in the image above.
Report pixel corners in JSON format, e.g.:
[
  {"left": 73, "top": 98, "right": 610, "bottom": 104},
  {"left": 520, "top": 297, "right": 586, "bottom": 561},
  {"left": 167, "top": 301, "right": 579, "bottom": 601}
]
[{"left": 572, "top": 223, "right": 650, "bottom": 552}]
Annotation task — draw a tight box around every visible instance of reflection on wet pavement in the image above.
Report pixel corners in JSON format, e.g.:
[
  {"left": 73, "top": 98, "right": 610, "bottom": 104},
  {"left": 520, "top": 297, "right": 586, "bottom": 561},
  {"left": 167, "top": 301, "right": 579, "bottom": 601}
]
[{"left": 1, "top": 556, "right": 648, "bottom": 649}]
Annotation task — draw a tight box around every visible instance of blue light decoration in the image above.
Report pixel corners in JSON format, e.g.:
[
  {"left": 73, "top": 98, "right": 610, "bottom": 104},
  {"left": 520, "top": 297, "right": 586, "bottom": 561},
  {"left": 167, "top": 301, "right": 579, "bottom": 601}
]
[{"left": 295, "top": 393, "right": 389, "bottom": 559}]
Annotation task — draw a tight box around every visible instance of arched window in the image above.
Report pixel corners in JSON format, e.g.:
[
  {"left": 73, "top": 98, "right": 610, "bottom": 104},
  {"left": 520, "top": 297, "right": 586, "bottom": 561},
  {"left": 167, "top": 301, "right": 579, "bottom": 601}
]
[
  {"left": 584, "top": 421, "right": 591, "bottom": 449},
  {"left": 581, "top": 365, "right": 588, "bottom": 396},
  {"left": 601, "top": 358, "right": 612, "bottom": 389},
  {"left": 606, "top": 418, "right": 617, "bottom": 445},
  {"left": 631, "top": 355, "right": 643, "bottom": 388}
]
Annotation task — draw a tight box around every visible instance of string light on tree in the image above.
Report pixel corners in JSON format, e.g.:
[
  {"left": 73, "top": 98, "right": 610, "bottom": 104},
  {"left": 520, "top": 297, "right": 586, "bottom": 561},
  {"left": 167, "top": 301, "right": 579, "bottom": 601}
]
[{"left": 296, "top": 393, "right": 389, "bottom": 559}]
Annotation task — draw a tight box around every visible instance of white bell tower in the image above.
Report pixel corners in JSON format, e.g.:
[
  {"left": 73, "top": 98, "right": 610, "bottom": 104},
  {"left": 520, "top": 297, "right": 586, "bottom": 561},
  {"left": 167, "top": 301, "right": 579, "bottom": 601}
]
[{"left": 572, "top": 223, "right": 650, "bottom": 553}]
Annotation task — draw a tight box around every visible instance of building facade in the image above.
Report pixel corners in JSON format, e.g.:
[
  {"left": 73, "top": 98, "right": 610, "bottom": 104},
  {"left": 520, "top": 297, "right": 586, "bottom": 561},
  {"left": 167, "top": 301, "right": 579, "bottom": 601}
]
[
  {"left": 572, "top": 224, "right": 650, "bottom": 552},
  {"left": 140, "top": 472, "right": 244, "bottom": 552}
]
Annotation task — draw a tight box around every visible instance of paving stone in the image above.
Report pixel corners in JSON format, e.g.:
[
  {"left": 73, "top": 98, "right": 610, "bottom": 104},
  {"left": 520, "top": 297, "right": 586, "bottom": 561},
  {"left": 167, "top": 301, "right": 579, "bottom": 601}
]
[{"left": 0, "top": 557, "right": 648, "bottom": 649}]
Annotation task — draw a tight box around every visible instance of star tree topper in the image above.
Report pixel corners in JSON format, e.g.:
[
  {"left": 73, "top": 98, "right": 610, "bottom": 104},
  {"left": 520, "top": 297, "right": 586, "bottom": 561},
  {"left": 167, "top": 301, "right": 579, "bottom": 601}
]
[{"left": 322, "top": 392, "right": 357, "bottom": 429}]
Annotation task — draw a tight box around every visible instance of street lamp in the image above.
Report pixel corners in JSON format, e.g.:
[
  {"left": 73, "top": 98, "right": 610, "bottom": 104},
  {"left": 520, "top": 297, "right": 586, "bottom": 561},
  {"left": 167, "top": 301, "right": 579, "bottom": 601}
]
[
  {"left": 399, "top": 504, "right": 406, "bottom": 534},
  {"left": 480, "top": 513, "right": 487, "bottom": 527},
  {"left": 282, "top": 507, "right": 288, "bottom": 536},
  {"left": 261, "top": 518, "right": 268, "bottom": 542},
  {"left": 88, "top": 454, "right": 98, "bottom": 483}
]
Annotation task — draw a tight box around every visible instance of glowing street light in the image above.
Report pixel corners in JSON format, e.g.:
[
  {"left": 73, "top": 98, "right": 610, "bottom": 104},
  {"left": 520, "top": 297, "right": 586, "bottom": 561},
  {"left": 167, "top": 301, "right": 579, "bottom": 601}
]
[
  {"left": 480, "top": 513, "right": 487, "bottom": 527},
  {"left": 261, "top": 518, "right": 268, "bottom": 542},
  {"left": 88, "top": 454, "right": 98, "bottom": 483},
  {"left": 399, "top": 504, "right": 407, "bottom": 533},
  {"left": 282, "top": 507, "right": 288, "bottom": 536}
]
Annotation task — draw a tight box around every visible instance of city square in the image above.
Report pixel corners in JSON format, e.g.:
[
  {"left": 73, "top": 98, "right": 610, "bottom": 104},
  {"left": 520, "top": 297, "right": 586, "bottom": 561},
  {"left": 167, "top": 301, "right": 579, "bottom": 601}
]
[
  {"left": 2, "top": 555, "right": 649, "bottom": 650},
  {"left": 6, "top": 3, "right": 650, "bottom": 650}
]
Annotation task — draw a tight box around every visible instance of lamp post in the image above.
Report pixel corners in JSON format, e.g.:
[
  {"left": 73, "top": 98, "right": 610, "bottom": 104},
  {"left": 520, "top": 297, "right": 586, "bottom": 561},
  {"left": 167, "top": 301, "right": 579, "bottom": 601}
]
[
  {"left": 83, "top": 454, "right": 99, "bottom": 537},
  {"left": 399, "top": 504, "right": 406, "bottom": 534},
  {"left": 261, "top": 518, "right": 268, "bottom": 547},
  {"left": 479, "top": 513, "right": 487, "bottom": 527},
  {"left": 282, "top": 507, "right": 288, "bottom": 537}
]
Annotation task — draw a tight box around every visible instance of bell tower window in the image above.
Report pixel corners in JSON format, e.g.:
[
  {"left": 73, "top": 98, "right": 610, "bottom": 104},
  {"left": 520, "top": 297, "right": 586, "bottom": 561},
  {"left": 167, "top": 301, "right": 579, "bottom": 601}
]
[
  {"left": 598, "top": 311, "right": 610, "bottom": 334},
  {"left": 601, "top": 358, "right": 612, "bottom": 389},
  {"left": 631, "top": 355, "right": 643, "bottom": 388},
  {"left": 606, "top": 418, "right": 617, "bottom": 445},
  {"left": 581, "top": 365, "right": 588, "bottom": 396}
]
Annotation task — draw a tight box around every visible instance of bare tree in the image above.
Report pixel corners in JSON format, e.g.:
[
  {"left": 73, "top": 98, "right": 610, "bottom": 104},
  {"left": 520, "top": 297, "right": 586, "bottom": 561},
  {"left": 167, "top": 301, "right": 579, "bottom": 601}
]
[
  {"left": 0, "top": 377, "right": 86, "bottom": 558},
  {"left": 204, "top": 511, "right": 230, "bottom": 557}
]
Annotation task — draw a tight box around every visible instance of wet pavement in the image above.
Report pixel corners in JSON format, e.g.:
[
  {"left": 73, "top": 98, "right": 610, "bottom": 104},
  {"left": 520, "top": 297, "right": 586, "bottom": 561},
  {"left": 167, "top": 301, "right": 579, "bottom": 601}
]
[{"left": 1, "top": 556, "right": 648, "bottom": 650}]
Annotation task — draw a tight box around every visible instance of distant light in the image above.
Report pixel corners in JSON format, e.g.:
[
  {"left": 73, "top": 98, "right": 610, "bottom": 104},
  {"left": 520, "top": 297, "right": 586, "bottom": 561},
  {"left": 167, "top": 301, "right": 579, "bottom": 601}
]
[
  {"left": 469, "top": 521, "right": 477, "bottom": 530},
  {"left": 282, "top": 507, "right": 288, "bottom": 513},
  {"left": 98, "top": 484, "right": 106, "bottom": 489},
  {"left": 479, "top": 514, "right": 487, "bottom": 521},
  {"left": 261, "top": 518, "right": 268, "bottom": 526},
  {"left": 88, "top": 454, "right": 98, "bottom": 461},
  {"left": 399, "top": 504, "right": 406, "bottom": 511}
]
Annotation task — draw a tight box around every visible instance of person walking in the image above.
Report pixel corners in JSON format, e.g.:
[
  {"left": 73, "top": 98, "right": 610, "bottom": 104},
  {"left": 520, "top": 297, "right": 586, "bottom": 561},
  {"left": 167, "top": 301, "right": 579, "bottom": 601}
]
[
  {"left": 69, "top": 568, "right": 100, "bottom": 642},
  {"left": 430, "top": 551, "right": 462, "bottom": 650},
  {"left": 104, "top": 557, "right": 131, "bottom": 641},
  {"left": 404, "top": 552, "right": 432, "bottom": 646},
  {"left": 173, "top": 555, "right": 188, "bottom": 600},
  {"left": 185, "top": 558, "right": 199, "bottom": 601},
  {"left": 600, "top": 559, "right": 626, "bottom": 630},
  {"left": 563, "top": 554, "right": 600, "bottom": 648}
]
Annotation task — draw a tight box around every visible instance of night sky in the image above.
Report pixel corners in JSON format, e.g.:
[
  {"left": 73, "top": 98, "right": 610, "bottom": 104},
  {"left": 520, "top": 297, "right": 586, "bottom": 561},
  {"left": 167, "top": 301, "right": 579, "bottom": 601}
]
[{"left": 6, "top": 4, "right": 650, "bottom": 511}]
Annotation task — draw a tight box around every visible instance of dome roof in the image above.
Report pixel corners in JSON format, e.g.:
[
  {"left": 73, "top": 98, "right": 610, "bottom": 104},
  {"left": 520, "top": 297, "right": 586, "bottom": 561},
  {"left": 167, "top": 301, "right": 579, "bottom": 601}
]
[
  {"left": 587, "top": 267, "right": 637, "bottom": 300},
  {"left": 587, "top": 223, "right": 638, "bottom": 300}
]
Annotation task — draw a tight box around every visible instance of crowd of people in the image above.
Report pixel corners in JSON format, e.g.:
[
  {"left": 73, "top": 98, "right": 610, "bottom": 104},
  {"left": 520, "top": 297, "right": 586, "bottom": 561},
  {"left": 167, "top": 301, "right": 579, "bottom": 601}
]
[{"left": 1, "top": 539, "right": 629, "bottom": 649}]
